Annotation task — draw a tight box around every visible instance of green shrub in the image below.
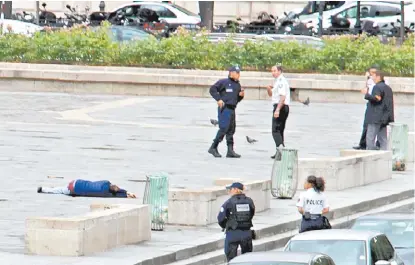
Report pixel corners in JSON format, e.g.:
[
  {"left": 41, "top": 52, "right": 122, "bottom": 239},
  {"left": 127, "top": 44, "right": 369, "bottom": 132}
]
[{"left": 0, "top": 24, "right": 413, "bottom": 77}]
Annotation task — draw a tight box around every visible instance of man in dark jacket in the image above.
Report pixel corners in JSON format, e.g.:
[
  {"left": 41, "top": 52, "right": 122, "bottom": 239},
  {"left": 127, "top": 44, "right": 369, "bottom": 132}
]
[
  {"left": 208, "top": 66, "right": 245, "bottom": 158},
  {"left": 37, "top": 179, "right": 136, "bottom": 198},
  {"left": 362, "top": 70, "right": 394, "bottom": 150}
]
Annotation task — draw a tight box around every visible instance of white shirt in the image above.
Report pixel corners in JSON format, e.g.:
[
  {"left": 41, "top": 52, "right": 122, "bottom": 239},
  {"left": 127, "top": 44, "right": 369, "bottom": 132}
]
[
  {"left": 296, "top": 188, "right": 329, "bottom": 214},
  {"left": 272, "top": 74, "right": 291, "bottom": 105},
  {"left": 367, "top": 77, "right": 389, "bottom": 94}
]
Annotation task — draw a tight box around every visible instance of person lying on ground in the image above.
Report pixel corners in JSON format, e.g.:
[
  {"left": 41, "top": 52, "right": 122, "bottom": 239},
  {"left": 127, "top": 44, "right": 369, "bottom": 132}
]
[{"left": 37, "top": 179, "right": 137, "bottom": 198}]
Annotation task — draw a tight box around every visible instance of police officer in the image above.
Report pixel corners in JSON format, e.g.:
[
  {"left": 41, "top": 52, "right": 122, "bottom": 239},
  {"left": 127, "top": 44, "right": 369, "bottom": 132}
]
[
  {"left": 217, "top": 182, "right": 255, "bottom": 262},
  {"left": 267, "top": 65, "right": 290, "bottom": 160},
  {"left": 296, "top": 175, "right": 330, "bottom": 233},
  {"left": 208, "top": 66, "right": 245, "bottom": 158}
]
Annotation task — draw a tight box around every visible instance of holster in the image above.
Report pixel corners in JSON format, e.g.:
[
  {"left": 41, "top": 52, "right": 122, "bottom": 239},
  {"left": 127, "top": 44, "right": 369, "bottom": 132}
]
[
  {"left": 303, "top": 212, "right": 311, "bottom": 220},
  {"left": 251, "top": 230, "right": 257, "bottom": 240}
]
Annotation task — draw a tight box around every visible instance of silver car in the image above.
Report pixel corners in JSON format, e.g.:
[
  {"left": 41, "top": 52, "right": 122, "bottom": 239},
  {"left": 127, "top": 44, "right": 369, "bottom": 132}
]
[
  {"left": 228, "top": 251, "right": 336, "bottom": 265},
  {"left": 284, "top": 229, "right": 405, "bottom": 265},
  {"left": 350, "top": 213, "right": 414, "bottom": 265}
]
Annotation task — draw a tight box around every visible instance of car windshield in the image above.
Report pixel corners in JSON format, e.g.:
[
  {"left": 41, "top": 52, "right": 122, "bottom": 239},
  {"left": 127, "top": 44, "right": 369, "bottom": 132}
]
[
  {"left": 231, "top": 261, "right": 308, "bottom": 265},
  {"left": 170, "top": 3, "right": 198, "bottom": 16},
  {"left": 352, "top": 219, "right": 414, "bottom": 248},
  {"left": 286, "top": 240, "right": 367, "bottom": 265}
]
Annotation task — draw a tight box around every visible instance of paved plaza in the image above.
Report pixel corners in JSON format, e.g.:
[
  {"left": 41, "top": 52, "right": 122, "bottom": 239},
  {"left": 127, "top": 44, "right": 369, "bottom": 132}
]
[{"left": 0, "top": 91, "right": 413, "bottom": 263}]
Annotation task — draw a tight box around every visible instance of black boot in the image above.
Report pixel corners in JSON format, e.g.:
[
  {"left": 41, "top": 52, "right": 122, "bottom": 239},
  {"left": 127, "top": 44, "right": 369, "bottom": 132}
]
[
  {"left": 226, "top": 145, "right": 241, "bottom": 158},
  {"left": 37, "top": 187, "right": 42, "bottom": 193},
  {"left": 271, "top": 148, "right": 282, "bottom": 160},
  {"left": 208, "top": 142, "right": 221, "bottom": 158}
]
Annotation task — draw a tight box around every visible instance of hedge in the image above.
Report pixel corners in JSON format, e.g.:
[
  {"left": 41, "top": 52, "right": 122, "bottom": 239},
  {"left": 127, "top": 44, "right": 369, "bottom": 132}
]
[{"left": 0, "top": 23, "right": 413, "bottom": 77}]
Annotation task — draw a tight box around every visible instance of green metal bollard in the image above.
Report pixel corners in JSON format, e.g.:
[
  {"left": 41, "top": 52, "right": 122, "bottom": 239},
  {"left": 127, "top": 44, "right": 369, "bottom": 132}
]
[
  {"left": 388, "top": 123, "right": 408, "bottom": 171},
  {"left": 271, "top": 148, "right": 298, "bottom": 199},
  {"left": 142, "top": 173, "right": 169, "bottom": 231}
]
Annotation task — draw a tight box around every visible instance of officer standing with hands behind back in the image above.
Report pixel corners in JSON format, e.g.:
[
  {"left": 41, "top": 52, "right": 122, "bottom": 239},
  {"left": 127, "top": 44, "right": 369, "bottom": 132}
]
[
  {"left": 208, "top": 66, "right": 245, "bottom": 158},
  {"left": 218, "top": 182, "right": 255, "bottom": 262}
]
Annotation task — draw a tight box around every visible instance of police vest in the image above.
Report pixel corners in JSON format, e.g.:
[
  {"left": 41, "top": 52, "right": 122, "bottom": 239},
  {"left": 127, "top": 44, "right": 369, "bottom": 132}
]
[{"left": 228, "top": 195, "right": 252, "bottom": 230}]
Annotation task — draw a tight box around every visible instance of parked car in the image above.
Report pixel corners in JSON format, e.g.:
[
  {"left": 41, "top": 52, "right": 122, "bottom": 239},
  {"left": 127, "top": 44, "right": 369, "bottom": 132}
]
[
  {"left": 91, "top": 25, "right": 154, "bottom": 42},
  {"left": 0, "top": 19, "right": 43, "bottom": 36},
  {"left": 199, "top": 33, "right": 325, "bottom": 49},
  {"left": 299, "top": 1, "right": 407, "bottom": 29},
  {"left": 350, "top": 213, "right": 414, "bottom": 265},
  {"left": 284, "top": 229, "right": 405, "bottom": 265},
  {"left": 228, "top": 251, "right": 336, "bottom": 265},
  {"left": 108, "top": 1, "right": 201, "bottom": 26},
  {"left": 255, "top": 34, "right": 325, "bottom": 49}
]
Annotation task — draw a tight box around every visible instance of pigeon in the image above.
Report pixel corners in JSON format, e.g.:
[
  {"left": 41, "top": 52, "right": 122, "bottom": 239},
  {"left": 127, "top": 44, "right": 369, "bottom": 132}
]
[
  {"left": 246, "top": 136, "right": 258, "bottom": 144},
  {"left": 302, "top": 97, "right": 310, "bottom": 106},
  {"left": 210, "top": 118, "right": 219, "bottom": 126}
]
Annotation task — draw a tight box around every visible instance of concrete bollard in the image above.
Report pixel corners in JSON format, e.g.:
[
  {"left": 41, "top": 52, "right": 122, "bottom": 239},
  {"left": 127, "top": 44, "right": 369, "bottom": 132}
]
[
  {"left": 388, "top": 123, "right": 409, "bottom": 171},
  {"left": 271, "top": 149, "right": 298, "bottom": 199}
]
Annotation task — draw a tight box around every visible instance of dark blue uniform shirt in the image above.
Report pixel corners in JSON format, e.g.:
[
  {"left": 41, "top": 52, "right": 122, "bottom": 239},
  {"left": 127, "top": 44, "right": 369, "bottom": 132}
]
[
  {"left": 218, "top": 194, "right": 255, "bottom": 242},
  {"left": 210, "top": 77, "right": 244, "bottom": 107}
]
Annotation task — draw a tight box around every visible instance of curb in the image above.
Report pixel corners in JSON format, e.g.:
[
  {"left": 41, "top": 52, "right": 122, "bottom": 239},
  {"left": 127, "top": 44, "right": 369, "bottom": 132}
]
[{"left": 134, "top": 189, "right": 414, "bottom": 265}]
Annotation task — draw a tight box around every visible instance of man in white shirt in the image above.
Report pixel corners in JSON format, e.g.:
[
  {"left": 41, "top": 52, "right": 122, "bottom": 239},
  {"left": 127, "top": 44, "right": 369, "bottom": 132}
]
[
  {"left": 354, "top": 66, "right": 389, "bottom": 150},
  {"left": 267, "top": 65, "right": 291, "bottom": 159}
]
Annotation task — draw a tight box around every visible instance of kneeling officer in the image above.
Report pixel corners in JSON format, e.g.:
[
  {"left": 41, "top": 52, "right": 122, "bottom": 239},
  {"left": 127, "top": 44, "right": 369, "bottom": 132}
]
[
  {"left": 208, "top": 66, "right": 245, "bottom": 158},
  {"left": 217, "top": 182, "right": 255, "bottom": 262}
]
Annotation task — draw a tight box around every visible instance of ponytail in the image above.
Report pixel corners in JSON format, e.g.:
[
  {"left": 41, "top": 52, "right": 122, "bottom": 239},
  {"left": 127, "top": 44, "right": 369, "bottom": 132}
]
[{"left": 307, "top": 175, "right": 326, "bottom": 193}]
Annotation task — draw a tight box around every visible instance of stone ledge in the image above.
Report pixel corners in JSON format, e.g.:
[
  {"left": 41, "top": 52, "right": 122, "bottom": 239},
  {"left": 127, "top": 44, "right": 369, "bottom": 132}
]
[
  {"left": 168, "top": 179, "right": 271, "bottom": 226},
  {"left": 25, "top": 204, "right": 151, "bottom": 256},
  {"left": 298, "top": 150, "right": 392, "bottom": 191},
  {"left": 0, "top": 62, "right": 413, "bottom": 84},
  {"left": 0, "top": 63, "right": 412, "bottom": 104},
  {"left": 0, "top": 68, "right": 412, "bottom": 94}
]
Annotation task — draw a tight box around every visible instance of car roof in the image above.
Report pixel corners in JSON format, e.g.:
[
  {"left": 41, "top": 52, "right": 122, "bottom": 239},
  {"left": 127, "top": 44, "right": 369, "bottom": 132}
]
[
  {"left": 356, "top": 213, "right": 414, "bottom": 220},
  {"left": 0, "top": 19, "right": 41, "bottom": 27},
  {"left": 257, "top": 34, "right": 323, "bottom": 41},
  {"left": 229, "top": 251, "right": 323, "bottom": 263},
  {"left": 290, "top": 229, "right": 382, "bottom": 241},
  {"left": 110, "top": 2, "right": 173, "bottom": 12}
]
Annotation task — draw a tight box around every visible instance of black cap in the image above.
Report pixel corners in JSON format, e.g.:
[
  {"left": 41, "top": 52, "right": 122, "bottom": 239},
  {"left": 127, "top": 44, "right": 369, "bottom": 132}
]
[
  {"left": 228, "top": 66, "right": 241, "bottom": 73},
  {"left": 226, "top": 182, "right": 244, "bottom": 190}
]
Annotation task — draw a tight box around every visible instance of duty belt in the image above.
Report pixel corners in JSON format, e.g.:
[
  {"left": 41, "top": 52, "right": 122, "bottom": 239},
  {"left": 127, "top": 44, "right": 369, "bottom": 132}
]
[
  {"left": 309, "top": 214, "right": 322, "bottom": 220},
  {"left": 225, "top": 104, "right": 236, "bottom": 110}
]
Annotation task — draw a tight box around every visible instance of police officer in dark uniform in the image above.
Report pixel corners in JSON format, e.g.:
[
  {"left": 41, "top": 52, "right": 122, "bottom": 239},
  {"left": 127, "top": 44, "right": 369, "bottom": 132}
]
[
  {"left": 217, "top": 182, "right": 255, "bottom": 262},
  {"left": 208, "top": 66, "right": 245, "bottom": 158}
]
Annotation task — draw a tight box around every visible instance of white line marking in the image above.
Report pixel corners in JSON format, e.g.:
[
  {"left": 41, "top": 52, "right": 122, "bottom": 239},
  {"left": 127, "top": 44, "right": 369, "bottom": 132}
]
[
  {"left": 58, "top": 98, "right": 153, "bottom": 121},
  {"left": 3, "top": 122, "right": 91, "bottom": 127}
]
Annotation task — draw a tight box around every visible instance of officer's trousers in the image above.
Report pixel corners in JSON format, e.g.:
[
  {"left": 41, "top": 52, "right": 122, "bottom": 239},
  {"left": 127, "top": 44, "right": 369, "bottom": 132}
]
[
  {"left": 224, "top": 236, "right": 253, "bottom": 262},
  {"left": 299, "top": 216, "right": 325, "bottom": 233},
  {"left": 214, "top": 106, "right": 236, "bottom": 147},
  {"left": 272, "top": 104, "right": 289, "bottom": 148}
]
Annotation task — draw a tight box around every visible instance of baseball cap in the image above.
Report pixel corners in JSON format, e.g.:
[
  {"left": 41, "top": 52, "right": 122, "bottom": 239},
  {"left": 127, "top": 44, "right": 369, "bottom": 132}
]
[
  {"left": 226, "top": 182, "right": 244, "bottom": 190},
  {"left": 228, "top": 66, "right": 241, "bottom": 73}
]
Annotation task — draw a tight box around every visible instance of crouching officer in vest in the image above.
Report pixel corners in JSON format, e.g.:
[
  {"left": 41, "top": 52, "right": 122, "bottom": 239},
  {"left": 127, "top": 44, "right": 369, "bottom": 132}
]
[
  {"left": 208, "top": 66, "right": 245, "bottom": 158},
  {"left": 296, "top": 176, "right": 331, "bottom": 233},
  {"left": 217, "top": 182, "right": 255, "bottom": 262}
]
